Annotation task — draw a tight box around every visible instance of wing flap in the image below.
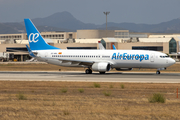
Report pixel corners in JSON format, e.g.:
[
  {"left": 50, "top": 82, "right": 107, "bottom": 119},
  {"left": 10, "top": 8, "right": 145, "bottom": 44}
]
[{"left": 58, "top": 59, "right": 94, "bottom": 66}]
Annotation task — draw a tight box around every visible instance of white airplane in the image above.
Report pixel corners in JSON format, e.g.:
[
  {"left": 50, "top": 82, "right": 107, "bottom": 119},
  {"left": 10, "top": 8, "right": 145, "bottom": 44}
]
[{"left": 24, "top": 19, "right": 176, "bottom": 74}]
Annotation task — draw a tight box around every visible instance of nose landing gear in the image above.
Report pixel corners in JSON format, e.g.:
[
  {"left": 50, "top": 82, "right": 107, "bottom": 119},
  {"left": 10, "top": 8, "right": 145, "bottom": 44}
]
[
  {"left": 156, "top": 70, "right": 160, "bottom": 74},
  {"left": 156, "top": 68, "right": 166, "bottom": 74}
]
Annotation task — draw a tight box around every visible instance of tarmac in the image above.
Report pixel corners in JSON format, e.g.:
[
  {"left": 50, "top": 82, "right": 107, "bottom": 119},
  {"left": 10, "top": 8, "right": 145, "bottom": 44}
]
[{"left": 0, "top": 71, "right": 180, "bottom": 83}]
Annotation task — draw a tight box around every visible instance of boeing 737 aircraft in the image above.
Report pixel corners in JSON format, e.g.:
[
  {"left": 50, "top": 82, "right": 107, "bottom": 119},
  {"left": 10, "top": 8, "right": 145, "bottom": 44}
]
[{"left": 24, "top": 19, "right": 176, "bottom": 74}]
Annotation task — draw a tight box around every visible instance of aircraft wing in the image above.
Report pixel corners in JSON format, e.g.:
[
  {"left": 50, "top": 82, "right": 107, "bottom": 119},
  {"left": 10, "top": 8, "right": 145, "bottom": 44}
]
[
  {"left": 57, "top": 58, "right": 114, "bottom": 66},
  {"left": 58, "top": 58, "right": 94, "bottom": 66}
]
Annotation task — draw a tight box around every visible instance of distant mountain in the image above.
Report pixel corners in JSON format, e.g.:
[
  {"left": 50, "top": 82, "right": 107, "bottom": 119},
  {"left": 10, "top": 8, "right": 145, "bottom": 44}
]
[
  {"left": 0, "top": 23, "right": 25, "bottom": 34},
  {"left": 32, "top": 11, "right": 97, "bottom": 30},
  {"left": 0, "top": 22, "right": 70, "bottom": 34},
  {"left": 0, "top": 11, "right": 180, "bottom": 34},
  {"left": 102, "top": 18, "right": 180, "bottom": 33}
]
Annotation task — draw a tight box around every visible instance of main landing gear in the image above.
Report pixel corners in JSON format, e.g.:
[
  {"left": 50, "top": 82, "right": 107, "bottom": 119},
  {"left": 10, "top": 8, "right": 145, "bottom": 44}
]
[
  {"left": 99, "top": 72, "right": 105, "bottom": 74},
  {"left": 156, "top": 70, "right": 160, "bottom": 74},
  {"left": 156, "top": 68, "right": 166, "bottom": 74},
  {"left": 85, "top": 68, "right": 92, "bottom": 74}
]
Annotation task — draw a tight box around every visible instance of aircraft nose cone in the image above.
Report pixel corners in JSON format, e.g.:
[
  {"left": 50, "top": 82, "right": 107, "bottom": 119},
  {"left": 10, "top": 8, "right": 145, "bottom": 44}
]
[{"left": 170, "top": 58, "right": 176, "bottom": 65}]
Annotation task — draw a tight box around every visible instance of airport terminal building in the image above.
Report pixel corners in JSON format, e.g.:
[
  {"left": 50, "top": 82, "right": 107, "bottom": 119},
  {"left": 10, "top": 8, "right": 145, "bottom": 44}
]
[{"left": 0, "top": 29, "right": 180, "bottom": 61}]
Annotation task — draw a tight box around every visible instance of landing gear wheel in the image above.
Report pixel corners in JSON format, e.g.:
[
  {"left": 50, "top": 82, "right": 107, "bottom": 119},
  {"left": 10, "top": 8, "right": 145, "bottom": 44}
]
[
  {"left": 156, "top": 71, "right": 160, "bottom": 74},
  {"left": 85, "top": 69, "right": 92, "bottom": 74},
  {"left": 99, "top": 72, "right": 105, "bottom": 74}
]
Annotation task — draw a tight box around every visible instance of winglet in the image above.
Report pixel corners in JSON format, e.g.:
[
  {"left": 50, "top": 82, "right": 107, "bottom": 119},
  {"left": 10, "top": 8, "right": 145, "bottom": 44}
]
[{"left": 24, "top": 19, "right": 60, "bottom": 51}]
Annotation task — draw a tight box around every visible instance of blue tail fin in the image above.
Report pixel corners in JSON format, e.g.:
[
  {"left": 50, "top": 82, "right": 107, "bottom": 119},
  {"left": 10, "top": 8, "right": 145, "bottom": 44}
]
[
  {"left": 24, "top": 19, "right": 60, "bottom": 50},
  {"left": 112, "top": 45, "right": 116, "bottom": 50}
]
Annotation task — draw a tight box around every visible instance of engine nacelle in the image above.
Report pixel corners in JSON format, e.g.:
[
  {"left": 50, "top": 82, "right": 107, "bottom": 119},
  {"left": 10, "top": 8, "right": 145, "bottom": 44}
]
[
  {"left": 115, "top": 68, "right": 133, "bottom": 71},
  {"left": 92, "top": 62, "right": 111, "bottom": 72}
]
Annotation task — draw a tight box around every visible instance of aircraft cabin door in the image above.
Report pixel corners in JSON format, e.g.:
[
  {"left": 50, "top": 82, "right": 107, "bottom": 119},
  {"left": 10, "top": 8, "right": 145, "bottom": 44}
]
[
  {"left": 150, "top": 53, "right": 154, "bottom": 62},
  {"left": 45, "top": 52, "right": 48, "bottom": 57}
]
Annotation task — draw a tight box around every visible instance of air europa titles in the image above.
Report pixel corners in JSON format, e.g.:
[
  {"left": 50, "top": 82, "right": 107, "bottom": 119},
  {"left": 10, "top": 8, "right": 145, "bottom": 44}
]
[{"left": 112, "top": 53, "right": 149, "bottom": 62}]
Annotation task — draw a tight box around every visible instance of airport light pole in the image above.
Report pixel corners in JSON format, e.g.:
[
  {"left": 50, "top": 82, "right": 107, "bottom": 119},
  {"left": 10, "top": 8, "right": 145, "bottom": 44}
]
[
  {"left": 103, "top": 12, "right": 110, "bottom": 38},
  {"left": 103, "top": 12, "right": 110, "bottom": 31}
]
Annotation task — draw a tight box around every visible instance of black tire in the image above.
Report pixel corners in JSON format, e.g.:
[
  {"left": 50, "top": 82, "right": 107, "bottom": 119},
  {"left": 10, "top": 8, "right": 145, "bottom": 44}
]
[
  {"left": 85, "top": 69, "right": 92, "bottom": 74},
  {"left": 89, "top": 69, "right": 92, "bottom": 74},
  {"left": 85, "top": 69, "right": 89, "bottom": 74},
  {"left": 156, "top": 71, "right": 160, "bottom": 74},
  {"left": 99, "top": 72, "right": 105, "bottom": 74}
]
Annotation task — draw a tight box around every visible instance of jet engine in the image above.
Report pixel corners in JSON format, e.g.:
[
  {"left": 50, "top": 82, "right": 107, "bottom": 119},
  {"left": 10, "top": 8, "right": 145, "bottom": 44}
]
[
  {"left": 115, "top": 68, "right": 133, "bottom": 71},
  {"left": 92, "top": 62, "right": 111, "bottom": 72}
]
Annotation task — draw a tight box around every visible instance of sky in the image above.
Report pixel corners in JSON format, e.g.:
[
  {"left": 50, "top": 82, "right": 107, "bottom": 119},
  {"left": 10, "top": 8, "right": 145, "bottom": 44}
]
[{"left": 0, "top": 0, "right": 180, "bottom": 25}]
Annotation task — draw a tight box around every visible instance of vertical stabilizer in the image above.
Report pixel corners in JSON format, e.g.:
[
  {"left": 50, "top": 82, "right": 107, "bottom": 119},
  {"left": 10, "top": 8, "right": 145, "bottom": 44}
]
[
  {"left": 24, "top": 19, "right": 60, "bottom": 51},
  {"left": 112, "top": 45, "right": 116, "bottom": 50},
  {"left": 98, "top": 41, "right": 105, "bottom": 50}
]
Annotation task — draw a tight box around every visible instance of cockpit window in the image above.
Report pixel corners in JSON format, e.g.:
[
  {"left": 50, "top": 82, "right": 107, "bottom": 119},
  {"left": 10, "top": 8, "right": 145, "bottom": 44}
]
[{"left": 160, "top": 55, "right": 169, "bottom": 58}]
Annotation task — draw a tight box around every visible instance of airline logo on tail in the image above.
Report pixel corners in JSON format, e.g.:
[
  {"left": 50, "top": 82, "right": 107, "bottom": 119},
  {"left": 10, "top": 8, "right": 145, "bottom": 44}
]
[{"left": 29, "top": 33, "right": 39, "bottom": 43}]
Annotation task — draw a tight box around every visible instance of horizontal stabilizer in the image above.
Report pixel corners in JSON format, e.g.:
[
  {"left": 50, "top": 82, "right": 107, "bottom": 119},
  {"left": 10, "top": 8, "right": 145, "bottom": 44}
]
[{"left": 26, "top": 45, "right": 36, "bottom": 57}]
